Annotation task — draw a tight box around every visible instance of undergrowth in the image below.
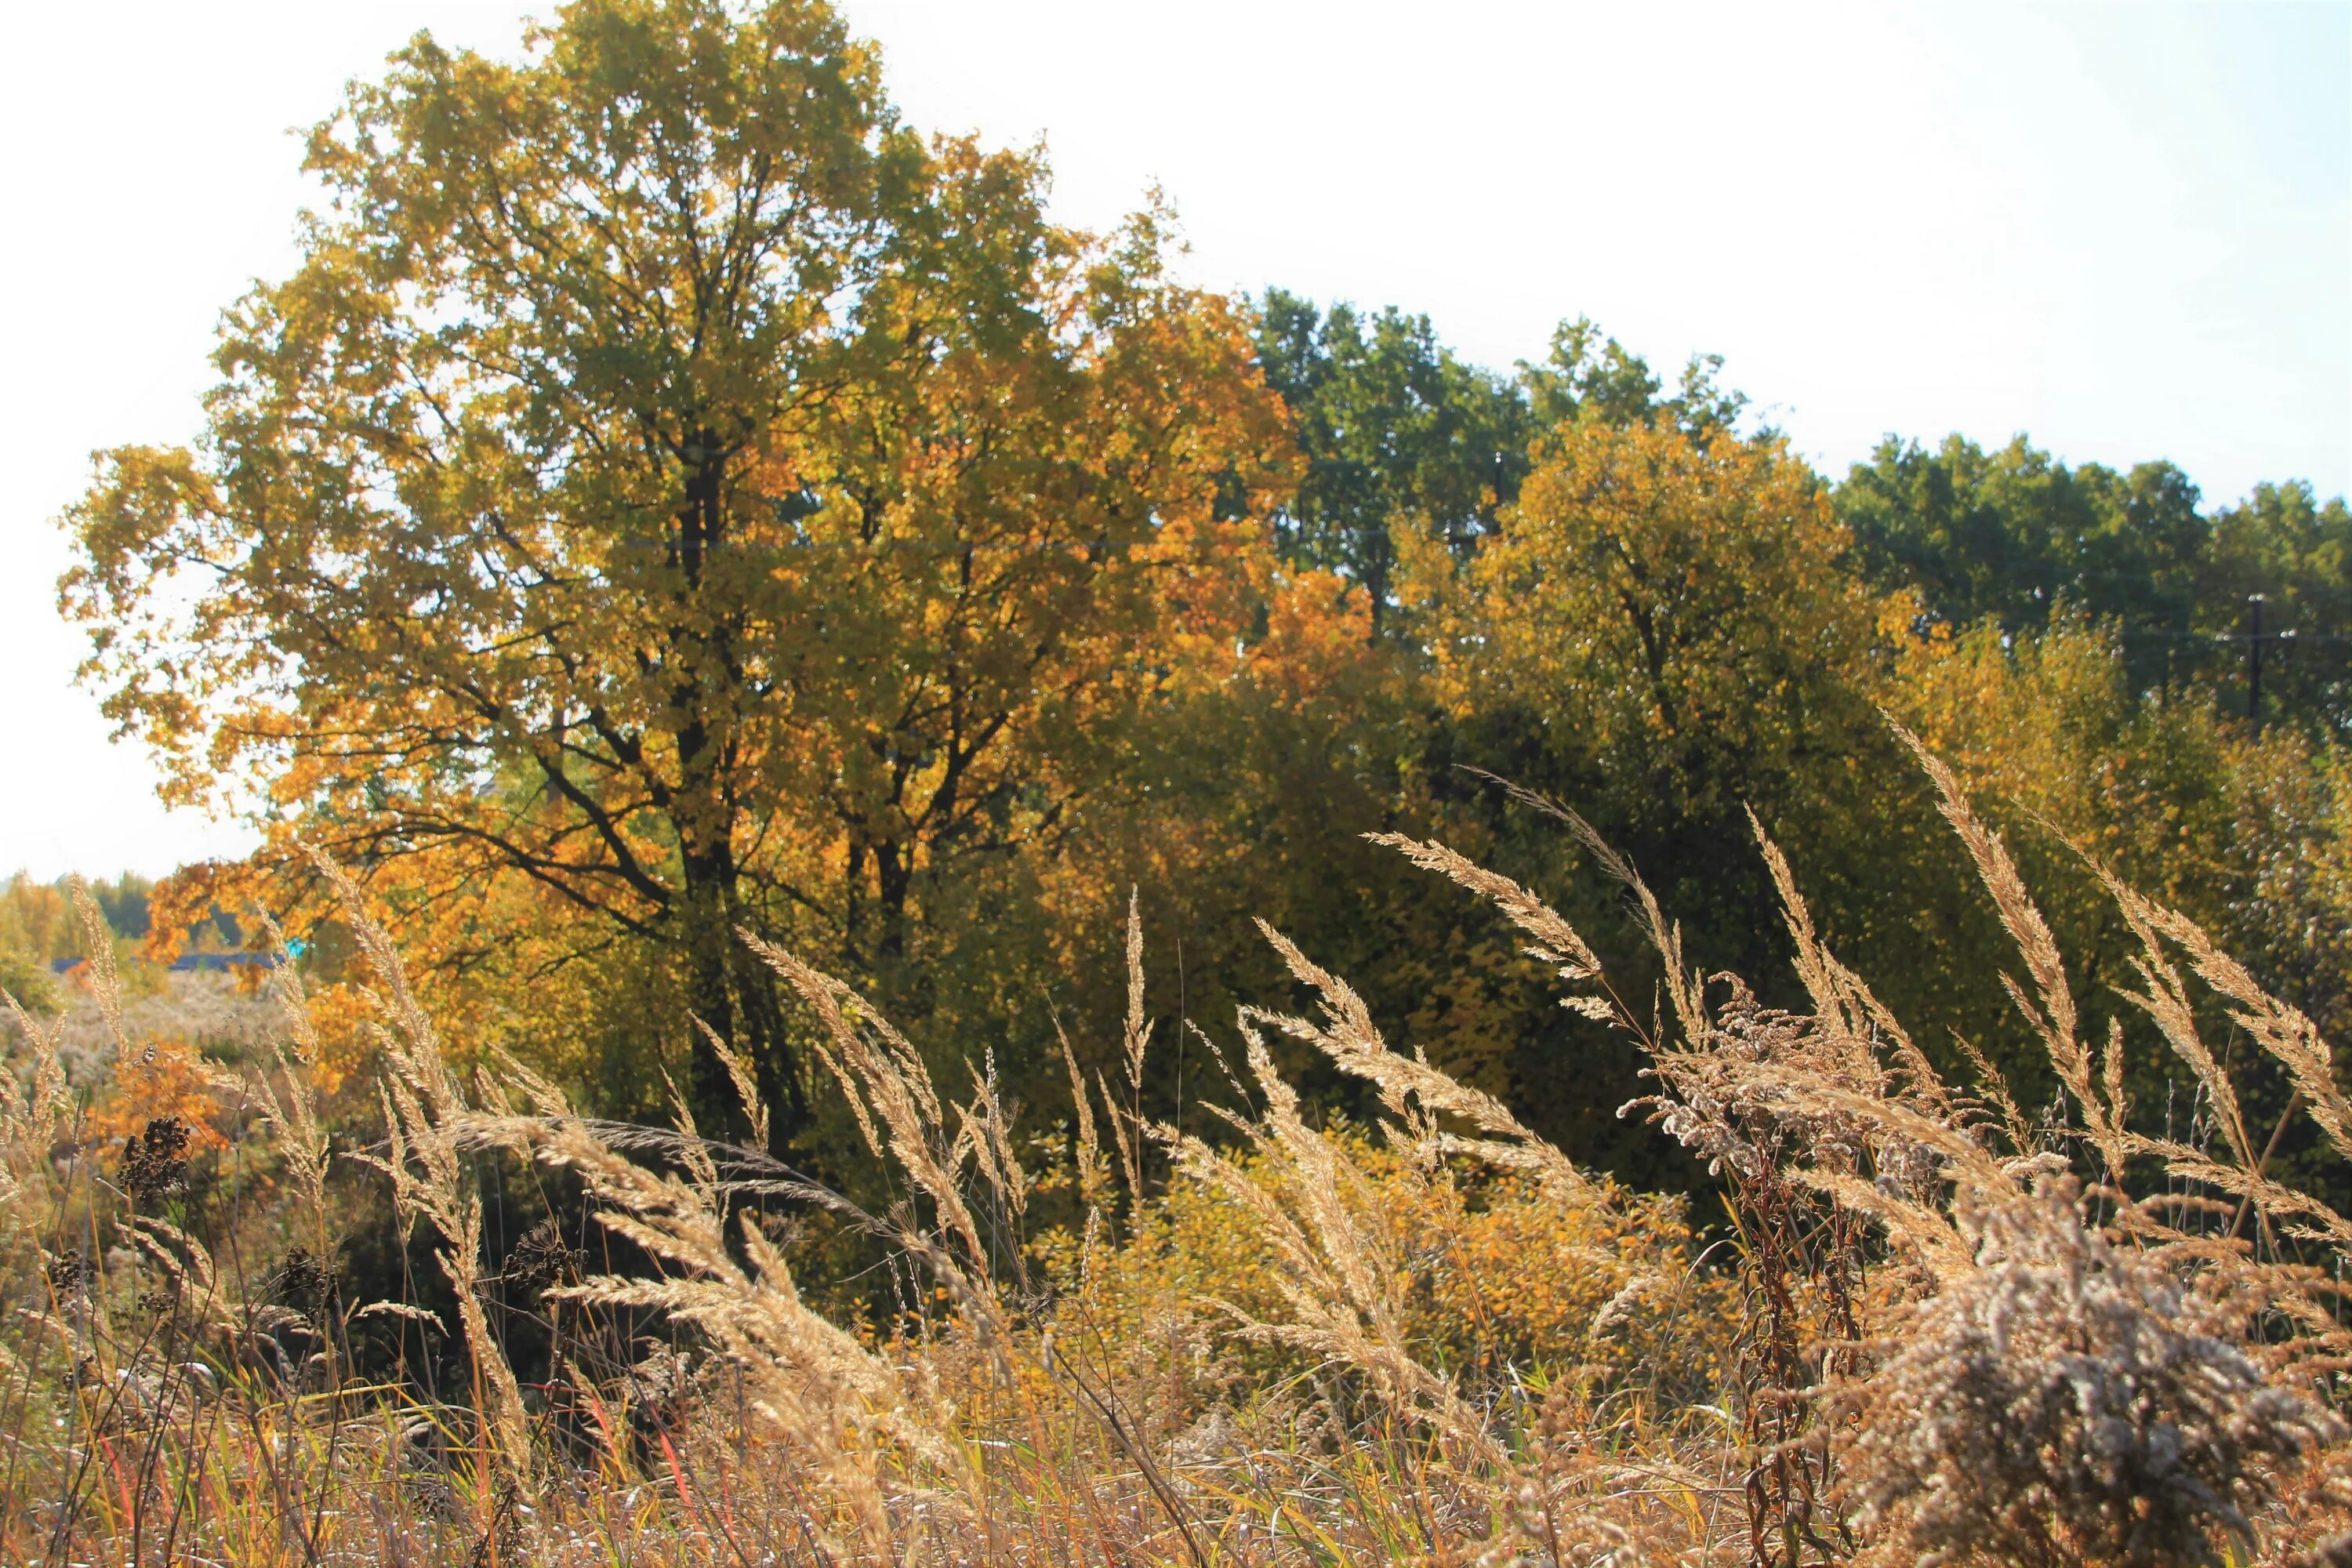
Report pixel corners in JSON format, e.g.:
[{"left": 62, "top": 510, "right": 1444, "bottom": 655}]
[{"left": 2, "top": 730, "right": 2348, "bottom": 1566}]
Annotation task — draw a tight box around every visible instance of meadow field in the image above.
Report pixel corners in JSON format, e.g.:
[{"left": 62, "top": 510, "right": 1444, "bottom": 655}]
[
  {"left": 9, "top": 0, "right": 2352, "bottom": 1561},
  {"left": 5, "top": 735, "right": 2352, "bottom": 1564}
]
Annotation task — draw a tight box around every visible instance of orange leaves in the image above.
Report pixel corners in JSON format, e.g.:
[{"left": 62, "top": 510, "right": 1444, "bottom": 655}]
[
  {"left": 1243, "top": 568, "right": 1379, "bottom": 708},
  {"left": 142, "top": 861, "right": 258, "bottom": 966},
  {"left": 88, "top": 1036, "right": 223, "bottom": 1152},
  {"left": 297, "top": 982, "right": 376, "bottom": 1095}
]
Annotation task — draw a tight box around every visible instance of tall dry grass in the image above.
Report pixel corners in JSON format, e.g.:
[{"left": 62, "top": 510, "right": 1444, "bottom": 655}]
[{"left": 1, "top": 731, "right": 2347, "bottom": 1566}]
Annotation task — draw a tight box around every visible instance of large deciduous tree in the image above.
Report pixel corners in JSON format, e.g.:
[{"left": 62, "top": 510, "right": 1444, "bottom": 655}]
[
  {"left": 1411, "top": 412, "right": 1906, "bottom": 834},
  {"left": 62, "top": 0, "right": 1290, "bottom": 1144}
]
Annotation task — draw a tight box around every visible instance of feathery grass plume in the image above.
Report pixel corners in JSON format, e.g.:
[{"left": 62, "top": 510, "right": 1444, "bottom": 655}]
[
  {"left": 1380, "top": 781, "right": 2013, "bottom": 1559},
  {"left": 203, "top": 910, "right": 329, "bottom": 1224},
  {"left": 1464, "top": 769, "right": 1715, "bottom": 1046},
  {"left": 2096, "top": 857, "right": 2352, "bottom": 1172},
  {"left": 0, "top": 986, "right": 68, "bottom": 1217},
  {"left": 1123, "top": 885, "right": 1152, "bottom": 1095},
  {"left": 1914, "top": 760, "right": 2352, "bottom": 1369},
  {"left": 691, "top": 1011, "right": 768, "bottom": 1151},
  {"left": 1163, "top": 915, "right": 1702, "bottom": 1486},
  {"left": 1236, "top": 913, "right": 1708, "bottom": 1438},
  {"left": 1709, "top": 818, "right": 2027, "bottom": 1257},
  {"left": 959, "top": 1046, "right": 1030, "bottom": 1243},
  {"left": 1951, "top": 1029, "right": 2035, "bottom": 1152},
  {"left": 1891, "top": 720, "right": 2127, "bottom": 1179},
  {"left": 1160, "top": 1012, "right": 1503, "bottom": 1469},
  {"left": 1252, "top": 915, "right": 1598, "bottom": 1198},
  {"left": 1748, "top": 808, "right": 1955, "bottom": 1126},
  {"left": 661, "top": 1065, "right": 727, "bottom": 1210},
  {"left": 1364, "top": 830, "right": 1604, "bottom": 985},
  {"left": 528, "top": 1112, "right": 967, "bottom": 1552},
  {"left": 1837, "top": 1176, "right": 2342, "bottom": 1568},
  {"left": 309, "top": 846, "right": 533, "bottom": 1489},
  {"left": 1705, "top": 734, "right": 2351, "bottom": 1563},
  {"left": 739, "top": 929, "right": 998, "bottom": 1316},
  {"left": 65, "top": 874, "right": 132, "bottom": 1063},
  {"left": 2085, "top": 893, "right": 2352, "bottom": 1259},
  {"left": 1092, "top": 886, "right": 1152, "bottom": 1203},
  {"left": 2096, "top": 866, "right": 2260, "bottom": 1178},
  {"left": 1098, "top": 1059, "right": 1142, "bottom": 1210},
  {"left": 1054, "top": 1014, "right": 1112, "bottom": 1212}
]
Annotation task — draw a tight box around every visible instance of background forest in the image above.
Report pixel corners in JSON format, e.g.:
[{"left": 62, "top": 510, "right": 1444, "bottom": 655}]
[{"left": 6, "top": 2, "right": 2352, "bottom": 1562}]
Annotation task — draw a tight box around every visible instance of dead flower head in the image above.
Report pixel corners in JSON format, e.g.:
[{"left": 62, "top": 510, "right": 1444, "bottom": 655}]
[{"left": 1837, "top": 1176, "right": 2342, "bottom": 1568}]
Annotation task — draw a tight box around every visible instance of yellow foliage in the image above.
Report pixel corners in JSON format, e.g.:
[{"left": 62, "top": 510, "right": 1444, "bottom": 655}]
[
  {"left": 1409, "top": 418, "right": 1903, "bottom": 751},
  {"left": 1036, "top": 1127, "right": 1727, "bottom": 1418},
  {"left": 299, "top": 982, "right": 374, "bottom": 1096}
]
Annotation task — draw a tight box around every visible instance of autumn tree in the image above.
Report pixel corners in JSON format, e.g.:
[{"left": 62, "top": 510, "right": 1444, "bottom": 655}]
[
  {"left": 1413, "top": 413, "right": 1906, "bottom": 833},
  {"left": 62, "top": 0, "right": 1290, "bottom": 1145},
  {"left": 1363, "top": 394, "right": 1915, "bottom": 1171}
]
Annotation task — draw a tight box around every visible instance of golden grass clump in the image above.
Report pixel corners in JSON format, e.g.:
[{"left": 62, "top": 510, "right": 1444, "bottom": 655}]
[{"left": 0, "top": 734, "right": 2347, "bottom": 1566}]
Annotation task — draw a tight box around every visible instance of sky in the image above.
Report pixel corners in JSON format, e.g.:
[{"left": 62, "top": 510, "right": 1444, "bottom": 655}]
[{"left": 1, "top": 0, "right": 2346, "bottom": 881}]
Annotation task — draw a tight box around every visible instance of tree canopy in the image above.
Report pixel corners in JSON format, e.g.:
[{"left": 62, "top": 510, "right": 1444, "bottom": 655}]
[
  {"left": 1841, "top": 434, "right": 2352, "bottom": 733},
  {"left": 1250, "top": 290, "right": 1526, "bottom": 633},
  {"left": 64, "top": 0, "right": 1291, "bottom": 1143}
]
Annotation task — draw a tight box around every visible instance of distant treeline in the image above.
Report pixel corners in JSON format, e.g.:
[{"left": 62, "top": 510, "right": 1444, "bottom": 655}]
[{"left": 0, "top": 873, "right": 260, "bottom": 1012}]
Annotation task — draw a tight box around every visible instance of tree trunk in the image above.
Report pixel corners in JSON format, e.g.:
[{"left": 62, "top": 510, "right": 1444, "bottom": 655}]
[
  {"left": 676, "top": 836, "right": 805, "bottom": 1154},
  {"left": 726, "top": 884, "right": 804, "bottom": 1152},
  {"left": 677, "top": 831, "right": 749, "bottom": 1144},
  {"left": 665, "top": 445, "right": 802, "bottom": 1152},
  {"left": 874, "top": 840, "right": 912, "bottom": 964}
]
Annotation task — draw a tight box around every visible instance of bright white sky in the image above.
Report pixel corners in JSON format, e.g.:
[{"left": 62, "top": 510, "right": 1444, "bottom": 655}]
[{"left": 2, "top": 0, "right": 2346, "bottom": 880}]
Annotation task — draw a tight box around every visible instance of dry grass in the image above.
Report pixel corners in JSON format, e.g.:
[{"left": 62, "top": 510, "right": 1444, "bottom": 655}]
[{"left": 2, "top": 736, "right": 2349, "bottom": 1566}]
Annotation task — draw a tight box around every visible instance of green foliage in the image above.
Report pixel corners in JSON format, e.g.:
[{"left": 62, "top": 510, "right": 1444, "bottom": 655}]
[
  {"left": 1519, "top": 314, "right": 1748, "bottom": 439},
  {"left": 0, "top": 873, "right": 155, "bottom": 1014},
  {"left": 1253, "top": 289, "right": 1528, "bottom": 629},
  {"left": 2206, "top": 480, "right": 2352, "bottom": 731},
  {"left": 0, "top": 946, "right": 54, "bottom": 1017},
  {"left": 1839, "top": 434, "right": 2352, "bottom": 734},
  {"left": 1840, "top": 434, "right": 2205, "bottom": 643},
  {"left": 90, "top": 873, "right": 153, "bottom": 942}
]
